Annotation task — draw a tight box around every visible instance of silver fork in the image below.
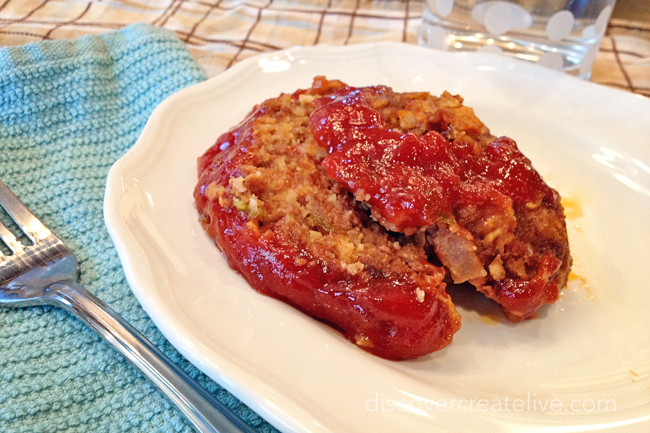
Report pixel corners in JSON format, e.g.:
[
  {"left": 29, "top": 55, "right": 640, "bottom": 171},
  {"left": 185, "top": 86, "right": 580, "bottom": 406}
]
[{"left": 0, "top": 180, "right": 256, "bottom": 433}]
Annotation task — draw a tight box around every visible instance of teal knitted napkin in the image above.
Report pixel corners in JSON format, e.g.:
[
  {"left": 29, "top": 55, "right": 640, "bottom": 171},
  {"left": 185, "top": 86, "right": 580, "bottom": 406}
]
[{"left": 0, "top": 24, "right": 275, "bottom": 433}]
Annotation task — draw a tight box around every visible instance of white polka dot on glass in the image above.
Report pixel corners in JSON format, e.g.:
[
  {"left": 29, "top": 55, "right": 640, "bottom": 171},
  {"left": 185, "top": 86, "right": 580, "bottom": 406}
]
[
  {"left": 537, "top": 52, "right": 564, "bottom": 70},
  {"left": 472, "top": 2, "right": 532, "bottom": 32},
  {"left": 484, "top": 2, "right": 514, "bottom": 35},
  {"left": 580, "top": 44, "right": 600, "bottom": 76},
  {"left": 595, "top": 5, "right": 613, "bottom": 36},
  {"left": 477, "top": 45, "right": 504, "bottom": 55},
  {"left": 546, "top": 10, "right": 574, "bottom": 41},
  {"left": 425, "top": 26, "right": 448, "bottom": 50},
  {"left": 436, "top": 0, "right": 454, "bottom": 17}
]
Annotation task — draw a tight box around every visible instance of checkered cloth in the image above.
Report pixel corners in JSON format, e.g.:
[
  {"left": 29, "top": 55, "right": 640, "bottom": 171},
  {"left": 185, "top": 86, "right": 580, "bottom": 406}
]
[{"left": 1, "top": 0, "right": 648, "bottom": 96}]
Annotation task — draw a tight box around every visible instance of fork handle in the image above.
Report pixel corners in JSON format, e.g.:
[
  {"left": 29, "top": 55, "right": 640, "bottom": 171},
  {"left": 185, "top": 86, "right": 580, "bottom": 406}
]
[{"left": 48, "top": 281, "right": 257, "bottom": 433}]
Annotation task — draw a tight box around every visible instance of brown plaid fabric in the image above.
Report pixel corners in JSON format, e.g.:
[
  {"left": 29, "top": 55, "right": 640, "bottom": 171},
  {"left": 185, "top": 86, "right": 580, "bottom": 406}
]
[
  {"left": 594, "top": 18, "right": 650, "bottom": 96},
  {"left": 1, "top": 0, "right": 648, "bottom": 96}
]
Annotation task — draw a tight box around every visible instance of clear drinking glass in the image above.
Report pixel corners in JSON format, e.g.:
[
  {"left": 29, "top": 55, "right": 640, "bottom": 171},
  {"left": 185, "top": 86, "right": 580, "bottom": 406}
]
[{"left": 419, "top": 0, "right": 617, "bottom": 79}]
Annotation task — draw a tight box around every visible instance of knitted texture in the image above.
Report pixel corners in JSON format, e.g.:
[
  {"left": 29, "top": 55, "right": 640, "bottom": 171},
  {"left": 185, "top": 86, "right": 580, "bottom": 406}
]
[{"left": 0, "top": 24, "right": 275, "bottom": 433}]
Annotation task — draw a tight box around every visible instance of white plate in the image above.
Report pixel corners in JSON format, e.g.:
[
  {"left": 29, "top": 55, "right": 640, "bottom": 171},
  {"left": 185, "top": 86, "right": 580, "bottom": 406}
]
[{"left": 104, "top": 43, "right": 650, "bottom": 433}]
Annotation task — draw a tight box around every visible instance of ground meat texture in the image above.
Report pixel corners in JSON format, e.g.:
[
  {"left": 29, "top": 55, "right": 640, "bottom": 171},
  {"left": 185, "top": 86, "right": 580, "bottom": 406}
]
[
  {"left": 311, "top": 77, "right": 571, "bottom": 322},
  {"left": 194, "top": 79, "right": 461, "bottom": 360}
]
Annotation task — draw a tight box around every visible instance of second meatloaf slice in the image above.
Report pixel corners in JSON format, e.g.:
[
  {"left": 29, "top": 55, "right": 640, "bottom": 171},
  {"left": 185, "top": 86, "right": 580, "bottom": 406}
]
[{"left": 311, "top": 77, "right": 572, "bottom": 322}]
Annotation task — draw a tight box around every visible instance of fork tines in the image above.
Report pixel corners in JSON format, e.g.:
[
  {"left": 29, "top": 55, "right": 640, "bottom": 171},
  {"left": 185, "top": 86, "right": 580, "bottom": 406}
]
[
  {"left": 0, "top": 216, "right": 23, "bottom": 254},
  {"left": 0, "top": 180, "right": 54, "bottom": 257}
]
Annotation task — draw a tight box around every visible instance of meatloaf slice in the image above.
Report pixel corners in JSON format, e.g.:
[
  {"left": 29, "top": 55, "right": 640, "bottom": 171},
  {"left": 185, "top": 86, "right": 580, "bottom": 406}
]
[
  {"left": 194, "top": 79, "right": 460, "bottom": 360},
  {"left": 311, "top": 77, "right": 572, "bottom": 322}
]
